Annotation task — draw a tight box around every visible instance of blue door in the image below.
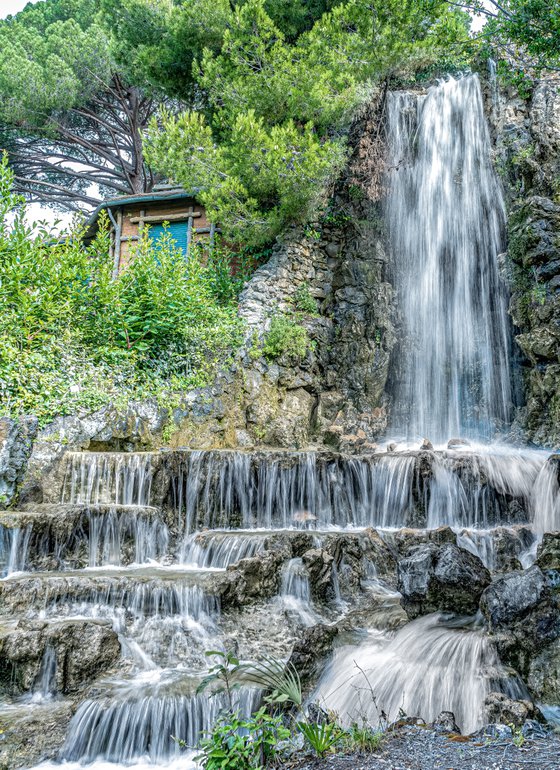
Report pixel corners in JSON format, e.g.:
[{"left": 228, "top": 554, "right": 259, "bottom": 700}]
[{"left": 148, "top": 221, "right": 189, "bottom": 256}]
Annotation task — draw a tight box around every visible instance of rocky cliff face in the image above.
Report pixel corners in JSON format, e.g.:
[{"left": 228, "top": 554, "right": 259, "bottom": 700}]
[
  {"left": 483, "top": 71, "right": 560, "bottom": 447},
  {"left": 2, "top": 94, "right": 397, "bottom": 505}
]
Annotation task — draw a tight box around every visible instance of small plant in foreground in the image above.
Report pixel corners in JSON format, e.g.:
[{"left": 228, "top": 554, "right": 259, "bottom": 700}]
[
  {"left": 344, "top": 721, "right": 384, "bottom": 752},
  {"left": 298, "top": 720, "right": 343, "bottom": 757},
  {"left": 197, "top": 650, "right": 246, "bottom": 713},
  {"left": 194, "top": 709, "right": 290, "bottom": 770},
  {"left": 243, "top": 656, "right": 303, "bottom": 709},
  {"left": 510, "top": 723, "right": 525, "bottom": 748}
]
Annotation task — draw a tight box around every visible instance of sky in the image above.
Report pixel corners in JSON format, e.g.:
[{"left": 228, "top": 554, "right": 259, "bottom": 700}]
[{"left": 0, "top": 0, "right": 42, "bottom": 19}]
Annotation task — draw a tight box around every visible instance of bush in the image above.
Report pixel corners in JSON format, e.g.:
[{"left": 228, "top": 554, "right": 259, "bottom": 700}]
[
  {"left": 292, "top": 283, "right": 318, "bottom": 315},
  {"left": 194, "top": 709, "right": 290, "bottom": 770},
  {"left": 262, "top": 315, "right": 311, "bottom": 362},
  {"left": 0, "top": 155, "right": 245, "bottom": 425}
]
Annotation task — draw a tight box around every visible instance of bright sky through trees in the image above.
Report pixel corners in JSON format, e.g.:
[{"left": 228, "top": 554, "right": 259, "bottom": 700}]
[{"left": 0, "top": 1, "right": 42, "bottom": 19}]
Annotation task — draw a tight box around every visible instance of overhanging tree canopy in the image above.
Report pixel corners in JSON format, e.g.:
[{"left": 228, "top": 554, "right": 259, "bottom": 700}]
[{"left": 0, "top": 0, "right": 166, "bottom": 210}]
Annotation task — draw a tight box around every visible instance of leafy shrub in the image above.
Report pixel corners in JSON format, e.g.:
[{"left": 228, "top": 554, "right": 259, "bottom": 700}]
[
  {"left": 0, "top": 156, "right": 244, "bottom": 425},
  {"left": 262, "top": 315, "right": 310, "bottom": 362},
  {"left": 194, "top": 709, "right": 290, "bottom": 770},
  {"left": 292, "top": 283, "right": 318, "bottom": 315}
]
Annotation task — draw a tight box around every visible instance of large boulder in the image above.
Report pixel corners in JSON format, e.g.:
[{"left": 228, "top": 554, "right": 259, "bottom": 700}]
[
  {"left": 220, "top": 552, "right": 285, "bottom": 606},
  {"left": 480, "top": 566, "right": 556, "bottom": 632},
  {"left": 536, "top": 532, "right": 560, "bottom": 571},
  {"left": 397, "top": 542, "right": 491, "bottom": 619},
  {"left": 302, "top": 548, "right": 335, "bottom": 600},
  {"left": 480, "top": 566, "right": 560, "bottom": 693},
  {"left": 288, "top": 623, "right": 339, "bottom": 685},
  {"left": 0, "top": 416, "right": 38, "bottom": 507}
]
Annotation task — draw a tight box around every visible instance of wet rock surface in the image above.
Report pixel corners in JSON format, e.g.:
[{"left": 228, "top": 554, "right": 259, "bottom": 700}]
[
  {"left": 0, "top": 618, "right": 120, "bottom": 696},
  {"left": 288, "top": 623, "right": 339, "bottom": 685},
  {"left": 480, "top": 564, "right": 560, "bottom": 697},
  {"left": 537, "top": 531, "right": 560, "bottom": 570},
  {"left": 484, "top": 692, "right": 540, "bottom": 727},
  {"left": 0, "top": 699, "right": 76, "bottom": 770},
  {"left": 0, "top": 416, "right": 38, "bottom": 507},
  {"left": 491, "top": 71, "right": 560, "bottom": 448},
  {"left": 397, "top": 543, "right": 491, "bottom": 619}
]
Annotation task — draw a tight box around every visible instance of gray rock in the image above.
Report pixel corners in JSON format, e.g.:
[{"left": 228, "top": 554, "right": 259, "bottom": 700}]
[
  {"left": 484, "top": 692, "right": 538, "bottom": 728},
  {"left": 480, "top": 565, "right": 549, "bottom": 630},
  {"left": 302, "top": 548, "right": 335, "bottom": 600},
  {"left": 0, "top": 416, "right": 38, "bottom": 506},
  {"left": 480, "top": 565, "right": 560, "bottom": 699},
  {"left": 288, "top": 623, "right": 339, "bottom": 684},
  {"left": 397, "top": 542, "right": 491, "bottom": 619},
  {"left": 432, "top": 711, "right": 461, "bottom": 734},
  {"left": 447, "top": 438, "right": 470, "bottom": 449},
  {"left": 536, "top": 532, "right": 560, "bottom": 571},
  {"left": 0, "top": 619, "right": 120, "bottom": 696}
]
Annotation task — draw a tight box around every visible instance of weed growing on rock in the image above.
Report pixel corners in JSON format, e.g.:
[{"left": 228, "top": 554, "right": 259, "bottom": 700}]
[
  {"left": 293, "top": 283, "right": 319, "bottom": 315},
  {"left": 262, "top": 315, "right": 311, "bottom": 362}
]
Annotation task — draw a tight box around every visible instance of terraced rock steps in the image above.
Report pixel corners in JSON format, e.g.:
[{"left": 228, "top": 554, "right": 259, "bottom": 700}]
[{"left": 0, "top": 445, "right": 559, "bottom": 768}]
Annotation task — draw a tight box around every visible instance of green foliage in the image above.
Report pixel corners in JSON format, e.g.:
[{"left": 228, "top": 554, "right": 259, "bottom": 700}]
[
  {"left": 262, "top": 315, "right": 311, "bottom": 362},
  {"left": 297, "top": 720, "right": 343, "bottom": 756},
  {"left": 510, "top": 723, "right": 525, "bottom": 748},
  {"left": 343, "top": 722, "right": 384, "bottom": 752},
  {"left": 197, "top": 651, "right": 247, "bottom": 714},
  {"left": 194, "top": 709, "right": 290, "bottom": 770},
  {"left": 472, "top": 0, "right": 559, "bottom": 72},
  {"left": 292, "top": 284, "right": 319, "bottom": 315},
  {"left": 243, "top": 656, "right": 303, "bottom": 708},
  {"left": 0, "top": 157, "right": 243, "bottom": 425},
  {"left": 145, "top": 0, "right": 470, "bottom": 246},
  {"left": 146, "top": 106, "right": 346, "bottom": 247}
]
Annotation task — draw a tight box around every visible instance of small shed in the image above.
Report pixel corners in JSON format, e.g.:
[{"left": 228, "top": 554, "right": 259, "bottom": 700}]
[{"left": 83, "top": 185, "right": 216, "bottom": 275}]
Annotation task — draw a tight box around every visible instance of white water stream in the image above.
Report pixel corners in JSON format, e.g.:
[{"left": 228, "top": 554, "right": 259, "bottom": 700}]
[{"left": 386, "top": 76, "right": 511, "bottom": 443}]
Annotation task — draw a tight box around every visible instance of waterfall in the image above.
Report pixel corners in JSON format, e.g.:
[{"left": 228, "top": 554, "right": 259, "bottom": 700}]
[
  {"left": 32, "top": 645, "right": 57, "bottom": 701},
  {"left": 8, "top": 75, "right": 560, "bottom": 770},
  {"left": 386, "top": 75, "right": 512, "bottom": 443},
  {"left": 181, "top": 530, "right": 266, "bottom": 568},
  {"left": 61, "top": 689, "right": 261, "bottom": 764},
  {"left": 278, "top": 557, "right": 318, "bottom": 626},
  {"left": 62, "top": 453, "right": 152, "bottom": 506},
  {"left": 0, "top": 524, "right": 31, "bottom": 576},
  {"left": 169, "top": 448, "right": 542, "bottom": 531},
  {"left": 312, "top": 614, "right": 527, "bottom": 735}
]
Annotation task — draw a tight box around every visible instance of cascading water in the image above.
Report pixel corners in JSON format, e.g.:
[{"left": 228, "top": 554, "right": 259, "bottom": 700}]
[
  {"left": 4, "top": 74, "right": 560, "bottom": 770},
  {"left": 386, "top": 75, "right": 512, "bottom": 443},
  {"left": 312, "top": 613, "right": 528, "bottom": 735}
]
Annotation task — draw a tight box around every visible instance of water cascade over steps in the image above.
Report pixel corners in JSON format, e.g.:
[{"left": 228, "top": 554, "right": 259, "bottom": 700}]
[{"left": 1, "top": 74, "right": 559, "bottom": 770}]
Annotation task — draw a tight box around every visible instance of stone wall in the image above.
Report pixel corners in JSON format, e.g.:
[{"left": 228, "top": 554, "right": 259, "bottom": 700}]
[{"left": 483, "top": 70, "right": 560, "bottom": 448}]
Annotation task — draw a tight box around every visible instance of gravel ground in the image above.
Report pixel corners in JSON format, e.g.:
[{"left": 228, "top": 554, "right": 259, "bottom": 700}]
[{"left": 286, "top": 724, "right": 560, "bottom": 770}]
